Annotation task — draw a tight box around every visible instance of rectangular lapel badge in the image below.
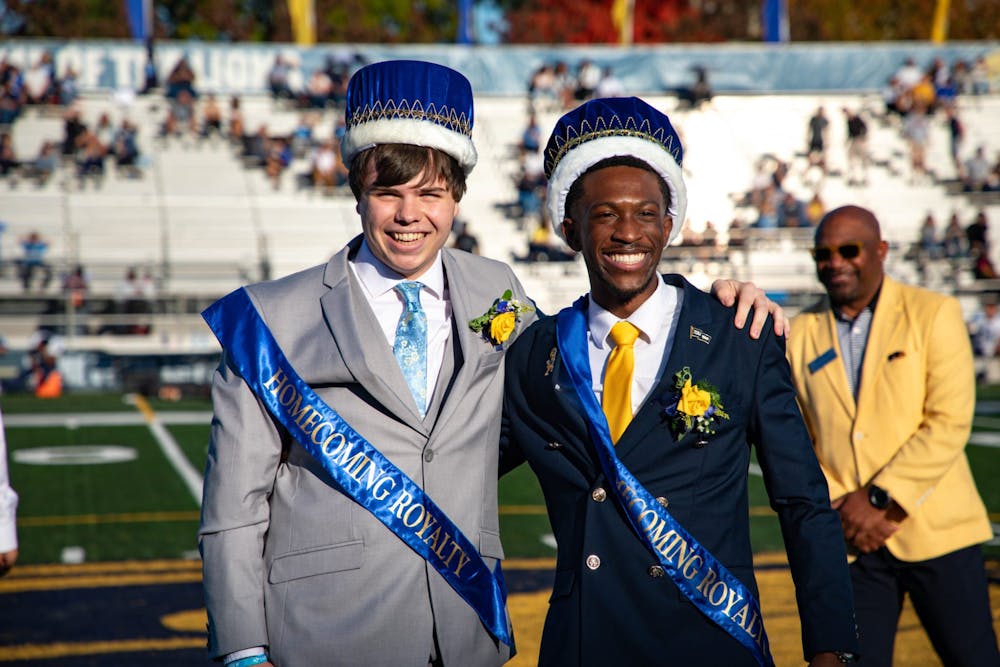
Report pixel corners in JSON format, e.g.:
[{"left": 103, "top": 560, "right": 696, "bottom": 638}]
[
  {"left": 689, "top": 326, "right": 711, "bottom": 345},
  {"left": 808, "top": 348, "right": 837, "bottom": 374}
]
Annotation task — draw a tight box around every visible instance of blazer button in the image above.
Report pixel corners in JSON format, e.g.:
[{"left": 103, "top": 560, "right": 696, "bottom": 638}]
[
  {"left": 647, "top": 565, "right": 665, "bottom": 578},
  {"left": 423, "top": 448, "right": 434, "bottom": 463},
  {"left": 591, "top": 487, "right": 607, "bottom": 502},
  {"left": 656, "top": 496, "right": 669, "bottom": 508},
  {"left": 586, "top": 554, "right": 601, "bottom": 570},
  {"left": 545, "top": 442, "right": 563, "bottom": 450}
]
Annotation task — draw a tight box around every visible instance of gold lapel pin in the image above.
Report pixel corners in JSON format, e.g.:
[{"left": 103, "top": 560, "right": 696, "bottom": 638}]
[{"left": 545, "top": 347, "right": 557, "bottom": 376}]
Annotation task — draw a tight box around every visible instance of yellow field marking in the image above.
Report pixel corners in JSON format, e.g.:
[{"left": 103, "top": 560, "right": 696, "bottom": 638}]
[
  {"left": 0, "top": 570, "right": 203, "bottom": 593},
  {"left": 10, "top": 559, "right": 201, "bottom": 577},
  {"left": 130, "top": 393, "right": 157, "bottom": 422},
  {"left": 16, "top": 504, "right": 791, "bottom": 529},
  {"left": 0, "top": 637, "right": 206, "bottom": 662},
  {"left": 161, "top": 608, "right": 208, "bottom": 633},
  {"left": 500, "top": 505, "right": 549, "bottom": 515},
  {"left": 19, "top": 510, "right": 201, "bottom": 527}
]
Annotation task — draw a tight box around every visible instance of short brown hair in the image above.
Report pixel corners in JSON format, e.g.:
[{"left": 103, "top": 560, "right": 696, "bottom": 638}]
[{"left": 348, "top": 144, "right": 467, "bottom": 202}]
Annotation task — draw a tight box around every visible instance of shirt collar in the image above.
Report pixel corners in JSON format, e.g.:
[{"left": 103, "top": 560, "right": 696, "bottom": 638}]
[
  {"left": 353, "top": 239, "right": 445, "bottom": 300},
  {"left": 833, "top": 281, "right": 883, "bottom": 324},
  {"left": 588, "top": 277, "right": 675, "bottom": 349}
]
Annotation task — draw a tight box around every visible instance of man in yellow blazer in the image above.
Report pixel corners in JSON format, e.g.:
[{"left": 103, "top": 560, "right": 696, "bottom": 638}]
[{"left": 787, "top": 205, "right": 999, "bottom": 667}]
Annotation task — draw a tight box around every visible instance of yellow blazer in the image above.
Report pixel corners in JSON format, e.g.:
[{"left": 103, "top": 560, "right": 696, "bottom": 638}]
[{"left": 788, "top": 276, "right": 991, "bottom": 562}]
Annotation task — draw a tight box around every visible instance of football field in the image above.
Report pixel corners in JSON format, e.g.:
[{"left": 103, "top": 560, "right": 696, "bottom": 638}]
[{"left": 0, "top": 391, "right": 997, "bottom": 665}]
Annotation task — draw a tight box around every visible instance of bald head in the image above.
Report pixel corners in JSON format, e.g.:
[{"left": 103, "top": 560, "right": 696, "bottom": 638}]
[
  {"left": 815, "top": 205, "right": 881, "bottom": 244},
  {"left": 812, "top": 205, "right": 888, "bottom": 318}
]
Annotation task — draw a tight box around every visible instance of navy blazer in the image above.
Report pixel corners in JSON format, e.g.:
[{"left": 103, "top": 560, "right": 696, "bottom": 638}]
[{"left": 501, "top": 274, "right": 859, "bottom": 666}]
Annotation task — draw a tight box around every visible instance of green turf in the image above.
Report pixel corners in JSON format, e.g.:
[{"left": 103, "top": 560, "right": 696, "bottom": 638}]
[{"left": 4, "top": 391, "right": 998, "bottom": 565}]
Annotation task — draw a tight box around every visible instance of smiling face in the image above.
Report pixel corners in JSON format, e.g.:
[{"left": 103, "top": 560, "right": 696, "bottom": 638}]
[
  {"left": 356, "top": 163, "right": 459, "bottom": 279},
  {"left": 561, "top": 164, "right": 672, "bottom": 318},
  {"left": 813, "top": 206, "right": 887, "bottom": 318}
]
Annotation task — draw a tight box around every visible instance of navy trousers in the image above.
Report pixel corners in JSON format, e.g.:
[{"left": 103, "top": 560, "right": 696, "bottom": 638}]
[{"left": 850, "top": 545, "right": 999, "bottom": 667}]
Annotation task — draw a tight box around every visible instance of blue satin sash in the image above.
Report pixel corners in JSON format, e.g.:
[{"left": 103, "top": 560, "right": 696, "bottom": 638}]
[
  {"left": 556, "top": 299, "right": 773, "bottom": 666},
  {"left": 203, "top": 287, "right": 512, "bottom": 648}
]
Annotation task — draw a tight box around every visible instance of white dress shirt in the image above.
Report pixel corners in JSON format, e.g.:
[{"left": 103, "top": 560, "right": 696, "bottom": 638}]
[
  {"left": 351, "top": 241, "right": 452, "bottom": 407},
  {"left": 0, "top": 408, "right": 18, "bottom": 553},
  {"left": 587, "top": 278, "right": 683, "bottom": 414}
]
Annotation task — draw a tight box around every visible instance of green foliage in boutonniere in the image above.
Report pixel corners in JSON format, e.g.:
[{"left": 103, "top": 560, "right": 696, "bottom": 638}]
[
  {"left": 662, "top": 366, "right": 729, "bottom": 440},
  {"left": 468, "top": 290, "right": 534, "bottom": 345}
]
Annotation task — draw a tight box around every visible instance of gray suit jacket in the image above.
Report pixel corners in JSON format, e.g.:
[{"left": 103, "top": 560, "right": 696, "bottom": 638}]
[{"left": 200, "top": 236, "right": 534, "bottom": 667}]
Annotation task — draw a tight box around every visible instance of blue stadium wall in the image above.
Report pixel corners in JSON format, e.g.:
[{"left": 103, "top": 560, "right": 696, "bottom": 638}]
[{"left": 2, "top": 40, "right": 999, "bottom": 96}]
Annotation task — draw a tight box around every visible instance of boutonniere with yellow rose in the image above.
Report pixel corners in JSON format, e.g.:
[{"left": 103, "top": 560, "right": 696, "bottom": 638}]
[
  {"left": 468, "top": 290, "right": 534, "bottom": 347},
  {"left": 662, "top": 366, "right": 729, "bottom": 443}
]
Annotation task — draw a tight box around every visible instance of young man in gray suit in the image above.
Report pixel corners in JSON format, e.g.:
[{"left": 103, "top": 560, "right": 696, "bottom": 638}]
[{"left": 200, "top": 61, "right": 784, "bottom": 667}]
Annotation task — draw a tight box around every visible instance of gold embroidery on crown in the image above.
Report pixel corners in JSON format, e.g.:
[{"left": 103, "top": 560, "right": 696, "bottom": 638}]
[
  {"left": 545, "top": 112, "right": 682, "bottom": 175},
  {"left": 348, "top": 98, "right": 472, "bottom": 138}
]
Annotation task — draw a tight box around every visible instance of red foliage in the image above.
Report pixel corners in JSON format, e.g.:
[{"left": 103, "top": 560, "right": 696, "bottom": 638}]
[{"left": 504, "top": 0, "right": 692, "bottom": 44}]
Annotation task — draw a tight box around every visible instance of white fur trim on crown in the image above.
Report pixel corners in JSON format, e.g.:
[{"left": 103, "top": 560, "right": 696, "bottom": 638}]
[
  {"left": 546, "top": 135, "right": 687, "bottom": 246},
  {"left": 341, "top": 117, "right": 478, "bottom": 175}
]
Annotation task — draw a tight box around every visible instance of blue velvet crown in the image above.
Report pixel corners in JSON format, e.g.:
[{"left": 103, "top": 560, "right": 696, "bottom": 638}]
[
  {"left": 340, "top": 60, "right": 478, "bottom": 173},
  {"left": 544, "top": 97, "right": 687, "bottom": 244}
]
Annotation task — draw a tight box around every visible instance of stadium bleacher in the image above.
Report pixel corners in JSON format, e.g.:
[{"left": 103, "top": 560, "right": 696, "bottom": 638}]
[{"left": 1, "top": 87, "right": 998, "bottom": 364}]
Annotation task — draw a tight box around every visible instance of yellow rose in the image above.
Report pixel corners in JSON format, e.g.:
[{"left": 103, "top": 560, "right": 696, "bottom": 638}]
[
  {"left": 677, "top": 379, "right": 711, "bottom": 417},
  {"left": 490, "top": 311, "right": 517, "bottom": 344}
]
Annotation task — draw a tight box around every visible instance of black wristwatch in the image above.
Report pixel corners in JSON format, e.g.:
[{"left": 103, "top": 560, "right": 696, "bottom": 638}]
[
  {"left": 868, "top": 484, "right": 891, "bottom": 510},
  {"left": 835, "top": 651, "right": 859, "bottom": 663}
]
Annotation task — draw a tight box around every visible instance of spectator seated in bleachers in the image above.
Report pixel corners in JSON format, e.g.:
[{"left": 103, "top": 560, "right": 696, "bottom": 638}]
[
  {"left": 0, "top": 59, "right": 25, "bottom": 125},
  {"left": 165, "top": 56, "right": 197, "bottom": 102},
  {"left": 61, "top": 105, "right": 86, "bottom": 158},
  {"left": 227, "top": 95, "right": 245, "bottom": 145},
  {"left": 242, "top": 124, "right": 271, "bottom": 168},
  {"left": 199, "top": 93, "right": 224, "bottom": 140},
  {"left": 20, "top": 140, "right": 58, "bottom": 186},
  {"left": 103, "top": 267, "right": 155, "bottom": 335},
  {"left": 111, "top": 119, "right": 141, "bottom": 178},
  {"left": 267, "top": 54, "right": 293, "bottom": 100},
  {"left": 522, "top": 217, "right": 575, "bottom": 263},
  {"left": 264, "top": 136, "right": 292, "bottom": 190},
  {"left": 305, "top": 69, "right": 334, "bottom": 109},
  {"left": 452, "top": 221, "right": 480, "bottom": 255},
  {"left": 916, "top": 212, "right": 943, "bottom": 260},
  {"left": 161, "top": 88, "right": 197, "bottom": 139},
  {"left": 74, "top": 124, "right": 107, "bottom": 186},
  {"left": 0, "top": 132, "right": 19, "bottom": 179},
  {"left": 289, "top": 113, "right": 318, "bottom": 158},
  {"left": 963, "top": 146, "right": 996, "bottom": 192},
  {"left": 776, "top": 192, "right": 808, "bottom": 228},
  {"left": 22, "top": 51, "right": 56, "bottom": 106},
  {"left": 302, "top": 137, "right": 348, "bottom": 195},
  {"left": 18, "top": 231, "right": 52, "bottom": 292},
  {"left": 943, "top": 211, "right": 968, "bottom": 259},
  {"left": 674, "top": 65, "right": 714, "bottom": 110}
]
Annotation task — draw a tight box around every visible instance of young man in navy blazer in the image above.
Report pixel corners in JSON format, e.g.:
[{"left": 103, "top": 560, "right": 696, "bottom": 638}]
[{"left": 501, "top": 97, "right": 861, "bottom": 667}]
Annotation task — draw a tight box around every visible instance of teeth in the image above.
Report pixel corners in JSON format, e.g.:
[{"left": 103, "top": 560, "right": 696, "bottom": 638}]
[
  {"left": 392, "top": 232, "right": 424, "bottom": 242},
  {"left": 609, "top": 253, "right": 646, "bottom": 265}
]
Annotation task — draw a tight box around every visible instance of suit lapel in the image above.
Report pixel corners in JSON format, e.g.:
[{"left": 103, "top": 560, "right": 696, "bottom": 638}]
[
  {"left": 812, "top": 304, "right": 857, "bottom": 418},
  {"left": 319, "top": 239, "right": 429, "bottom": 435},
  {"left": 429, "top": 250, "right": 499, "bottom": 434},
  {"left": 857, "top": 277, "right": 906, "bottom": 405}
]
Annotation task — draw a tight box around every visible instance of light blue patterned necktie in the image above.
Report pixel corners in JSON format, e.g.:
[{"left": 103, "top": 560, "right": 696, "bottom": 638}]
[{"left": 393, "top": 281, "right": 428, "bottom": 416}]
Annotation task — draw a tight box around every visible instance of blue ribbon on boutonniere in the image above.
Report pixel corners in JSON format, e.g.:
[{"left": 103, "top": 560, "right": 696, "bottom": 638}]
[{"left": 555, "top": 298, "right": 772, "bottom": 667}]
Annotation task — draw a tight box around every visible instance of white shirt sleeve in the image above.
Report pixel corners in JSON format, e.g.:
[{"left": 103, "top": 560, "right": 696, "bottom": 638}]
[{"left": 0, "top": 408, "right": 18, "bottom": 553}]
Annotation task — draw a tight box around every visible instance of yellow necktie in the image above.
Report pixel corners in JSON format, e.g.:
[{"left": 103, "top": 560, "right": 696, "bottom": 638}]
[{"left": 603, "top": 321, "right": 640, "bottom": 444}]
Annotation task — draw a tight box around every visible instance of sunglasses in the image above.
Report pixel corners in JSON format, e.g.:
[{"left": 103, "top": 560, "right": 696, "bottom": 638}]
[{"left": 810, "top": 242, "right": 863, "bottom": 262}]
